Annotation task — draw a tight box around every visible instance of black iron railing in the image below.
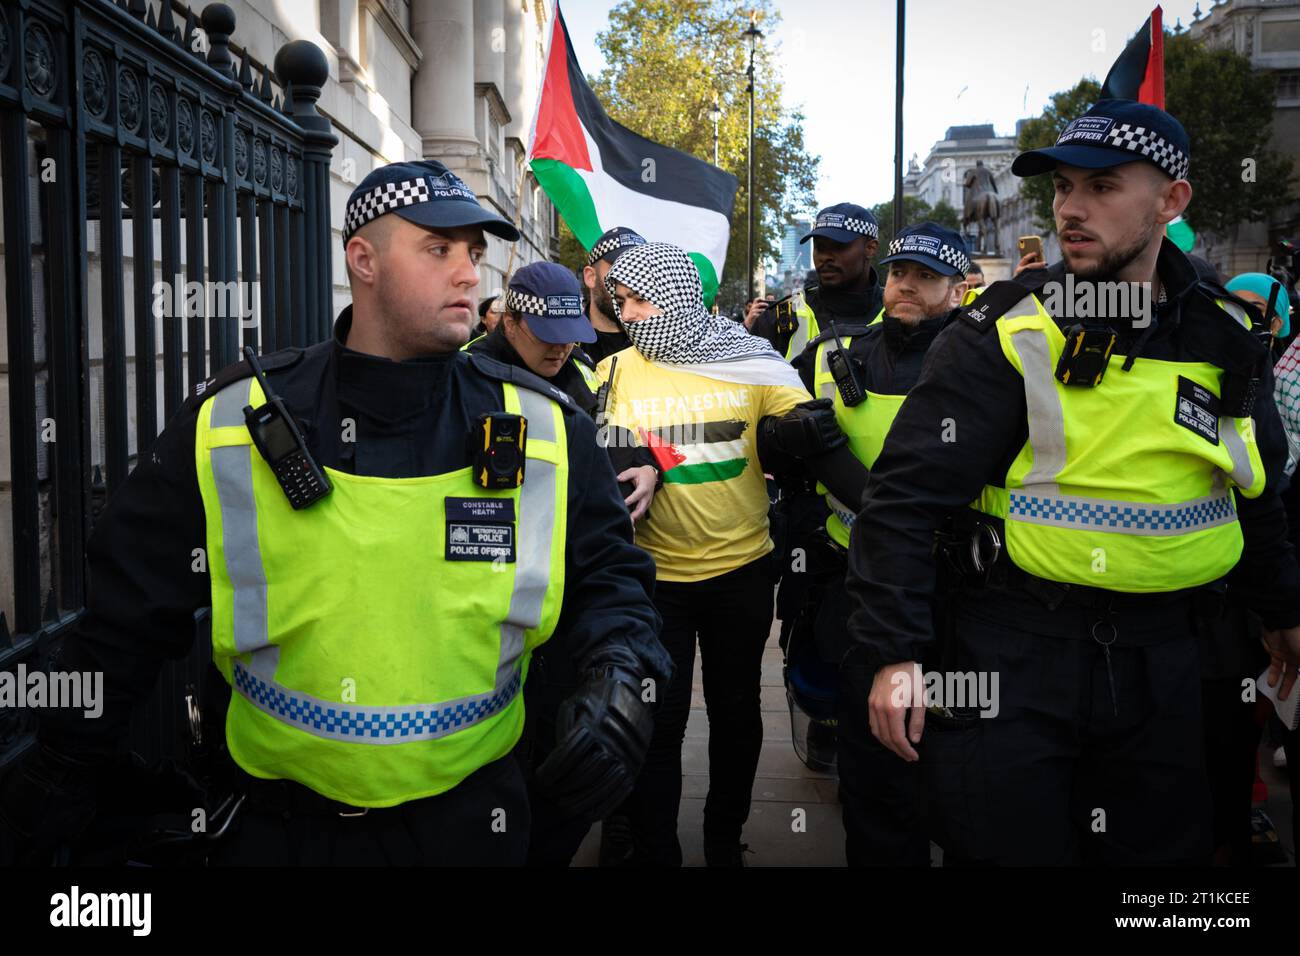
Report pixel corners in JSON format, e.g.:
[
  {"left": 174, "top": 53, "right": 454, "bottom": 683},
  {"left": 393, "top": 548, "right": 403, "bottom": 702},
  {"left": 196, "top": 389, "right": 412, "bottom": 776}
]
[{"left": 0, "top": 0, "right": 338, "bottom": 768}]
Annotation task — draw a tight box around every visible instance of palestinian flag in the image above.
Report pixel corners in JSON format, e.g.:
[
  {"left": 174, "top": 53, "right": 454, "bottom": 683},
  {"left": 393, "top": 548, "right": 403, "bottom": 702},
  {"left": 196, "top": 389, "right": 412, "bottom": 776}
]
[
  {"left": 642, "top": 420, "right": 750, "bottom": 485},
  {"left": 1100, "top": 6, "right": 1165, "bottom": 107},
  {"left": 528, "top": 2, "right": 738, "bottom": 306}
]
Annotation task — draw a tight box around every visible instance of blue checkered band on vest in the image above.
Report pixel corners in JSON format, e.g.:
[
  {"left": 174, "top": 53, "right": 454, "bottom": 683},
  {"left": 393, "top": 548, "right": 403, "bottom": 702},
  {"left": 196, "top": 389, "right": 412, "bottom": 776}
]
[
  {"left": 885, "top": 236, "right": 970, "bottom": 276},
  {"left": 233, "top": 661, "right": 524, "bottom": 740},
  {"left": 1008, "top": 492, "right": 1235, "bottom": 532},
  {"left": 343, "top": 178, "right": 432, "bottom": 241}
]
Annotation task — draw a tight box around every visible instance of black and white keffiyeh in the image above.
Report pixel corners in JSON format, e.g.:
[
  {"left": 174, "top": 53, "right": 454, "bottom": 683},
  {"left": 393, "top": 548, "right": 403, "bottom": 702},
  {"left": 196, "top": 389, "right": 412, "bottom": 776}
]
[{"left": 605, "top": 243, "right": 779, "bottom": 365}]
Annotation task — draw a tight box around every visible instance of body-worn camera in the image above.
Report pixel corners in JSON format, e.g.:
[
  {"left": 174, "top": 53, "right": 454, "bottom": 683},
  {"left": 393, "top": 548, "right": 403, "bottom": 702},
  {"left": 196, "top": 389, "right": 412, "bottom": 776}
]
[
  {"left": 1055, "top": 325, "right": 1117, "bottom": 387},
  {"left": 470, "top": 412, "right": 527, "bottom": 489}
]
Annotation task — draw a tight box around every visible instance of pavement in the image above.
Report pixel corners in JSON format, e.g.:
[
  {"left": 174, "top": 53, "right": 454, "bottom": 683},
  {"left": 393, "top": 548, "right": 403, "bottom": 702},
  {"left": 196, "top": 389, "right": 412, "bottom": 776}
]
[{"left": 572, "top": 616, "right": 1296, "bottom": 868}]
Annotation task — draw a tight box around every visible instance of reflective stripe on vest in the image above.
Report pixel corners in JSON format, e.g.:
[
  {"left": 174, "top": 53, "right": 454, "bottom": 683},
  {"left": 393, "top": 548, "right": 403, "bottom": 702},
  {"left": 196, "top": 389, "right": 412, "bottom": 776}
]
[
  {"left": 205, "top": 377, "right": 559, "bottom": 746},
  {"left": 979, "top": 291, "right": 1265, "bottom": 591},
  {"left": 812, "top": 309, "right": 894, "bottom": 548}
]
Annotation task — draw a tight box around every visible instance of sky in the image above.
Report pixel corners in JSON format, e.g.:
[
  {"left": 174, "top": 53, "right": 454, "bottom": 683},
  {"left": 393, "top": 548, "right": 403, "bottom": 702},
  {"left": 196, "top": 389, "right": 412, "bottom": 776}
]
[{"left": 557, "top": 0, "right": 1213, "bottom": 211}]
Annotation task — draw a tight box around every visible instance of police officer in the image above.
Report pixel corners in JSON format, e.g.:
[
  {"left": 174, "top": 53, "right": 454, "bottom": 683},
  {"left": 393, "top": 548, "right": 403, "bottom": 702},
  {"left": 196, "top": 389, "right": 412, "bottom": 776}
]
[
  {"left": 845, "top": 100, "right": 1300, "bottom": 865},
  {"left": 582, "top": 227, "right": 647, "bottom": 364},
  {"left": 466, "top": 260, "right": 661, "bottom": 866},
  {"left": 785, "top": 222, "right": 970, "bottom": 866},
  {"left": 749, "top": 203, "right": 885, "bottom": 361},
  {"left": 0, "top": 159, "right": 673, "bottom": 866}
]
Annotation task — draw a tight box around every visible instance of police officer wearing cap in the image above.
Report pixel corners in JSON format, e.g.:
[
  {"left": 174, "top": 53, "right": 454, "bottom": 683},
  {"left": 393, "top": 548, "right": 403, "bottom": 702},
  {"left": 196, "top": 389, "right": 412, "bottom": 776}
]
[
  {"left": 749, "top": 203, "right": 885, "bottom": 361},
  {"left": 0, "top": 159, "right": 672, "bottom": 866},
  {"left": 582, "top": 227, "right": 647, "bottom": 364},
  {"left": 782, "top": 222, "right": 970, "bottom": 865},
  {"left": 844, "top": 100, "right": 1300, "bottom": 865},
  {"left": 466, "top": 261, "right": 663, "bottom": 866}
]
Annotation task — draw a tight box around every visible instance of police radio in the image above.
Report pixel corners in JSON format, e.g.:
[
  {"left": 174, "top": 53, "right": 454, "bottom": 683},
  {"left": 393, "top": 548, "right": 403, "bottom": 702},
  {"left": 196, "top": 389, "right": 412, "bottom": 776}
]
[
  {"left": 241, "top": 347, "right": 332, "bottom": 509},
  {"left": 827, "top": 320, "right": 866, "bottom": 407},
  {"left": 470, "top": 413, "right": 527, "bottom": 489}
]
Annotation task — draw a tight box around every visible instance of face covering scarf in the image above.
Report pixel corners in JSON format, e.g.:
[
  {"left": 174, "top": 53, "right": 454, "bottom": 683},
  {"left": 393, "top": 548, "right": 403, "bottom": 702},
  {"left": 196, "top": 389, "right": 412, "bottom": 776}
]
[{"left": 604, "top": 242, "right": 804, "bottom": 388}]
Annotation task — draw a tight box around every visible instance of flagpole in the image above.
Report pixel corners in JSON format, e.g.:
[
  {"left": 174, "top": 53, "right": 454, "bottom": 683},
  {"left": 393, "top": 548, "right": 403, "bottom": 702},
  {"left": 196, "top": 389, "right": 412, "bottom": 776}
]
[
  {"left": 893, "top": 0, "right": 905, "bottom": 237},
  {"left": 744, "top": 13, "right": 762, "bottom": 302}
]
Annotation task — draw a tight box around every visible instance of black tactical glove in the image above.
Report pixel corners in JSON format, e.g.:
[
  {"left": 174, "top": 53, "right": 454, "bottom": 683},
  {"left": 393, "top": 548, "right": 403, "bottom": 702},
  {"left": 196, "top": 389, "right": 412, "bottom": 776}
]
[
  {"left": 766, "top": 398, "right": 848, "bottom": 459},
  {"left": 534, "top": 665, "right": 653, "bottom": 823},
  {"left": 0, "top": 743, "right": 99, "bottom": 865}
]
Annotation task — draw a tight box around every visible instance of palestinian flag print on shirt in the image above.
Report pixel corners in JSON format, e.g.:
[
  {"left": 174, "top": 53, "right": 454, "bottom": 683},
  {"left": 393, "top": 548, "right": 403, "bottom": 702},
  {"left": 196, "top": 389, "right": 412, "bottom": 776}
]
[{"left": 641, "top": 420, "right": 749, "bottom": 485}]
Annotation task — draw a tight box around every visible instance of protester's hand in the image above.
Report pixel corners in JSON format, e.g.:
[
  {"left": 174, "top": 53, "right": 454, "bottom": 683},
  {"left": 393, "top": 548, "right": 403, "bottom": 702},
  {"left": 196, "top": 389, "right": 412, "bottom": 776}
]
[
  {"left": 744, "top": 296, "right": 774, "bottom": 329},
  {"left": 1260, "top": 626, "right": 1300, "bottom": 700},
  {"left": 618, "top": 465, "right": 658, "bottom": 522},
  {"left": 868, "top": 662, "right": 925, "bottom": 762},
  {"left": 1013, "top": 252, "right": 1047, "bottom": 278}
]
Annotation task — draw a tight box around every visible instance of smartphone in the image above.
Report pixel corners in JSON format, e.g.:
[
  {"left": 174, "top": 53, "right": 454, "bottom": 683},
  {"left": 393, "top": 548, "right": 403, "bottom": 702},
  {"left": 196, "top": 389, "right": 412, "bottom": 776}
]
[{"left": 1018, "top": 235, "right": 1044, "bottom": 263}]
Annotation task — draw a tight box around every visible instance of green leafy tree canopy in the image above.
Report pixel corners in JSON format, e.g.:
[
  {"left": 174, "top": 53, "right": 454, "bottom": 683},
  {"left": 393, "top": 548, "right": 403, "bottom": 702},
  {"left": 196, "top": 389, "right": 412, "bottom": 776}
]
[{"left": 1017, "top": 32, "right": 1294, "bottom": 234}]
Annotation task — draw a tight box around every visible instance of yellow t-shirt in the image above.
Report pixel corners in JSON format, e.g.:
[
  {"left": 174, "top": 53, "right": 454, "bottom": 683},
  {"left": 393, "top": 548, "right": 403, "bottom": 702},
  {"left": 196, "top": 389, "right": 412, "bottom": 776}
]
[{"left": 595, "top": 349, "right": 811, "bottom": 582}]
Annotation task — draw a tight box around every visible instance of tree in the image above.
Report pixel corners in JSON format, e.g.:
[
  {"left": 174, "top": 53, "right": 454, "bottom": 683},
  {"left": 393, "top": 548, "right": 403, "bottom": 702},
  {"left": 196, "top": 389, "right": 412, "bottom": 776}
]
[
  {"left": 1017, "top": 32, "right": 1294, "bottom": 234},
  {"left": 1016, "top": 78, "right": 1102, "bottom": 232},
  {"left": 587, "top": 0, "right": 820, "bottom": 308},
  {"left": 870, "top": 195, "right": 942, "bottom": 260},
  {"left": 1164, "top": 31, "right": 1294, "bottom": 235}
]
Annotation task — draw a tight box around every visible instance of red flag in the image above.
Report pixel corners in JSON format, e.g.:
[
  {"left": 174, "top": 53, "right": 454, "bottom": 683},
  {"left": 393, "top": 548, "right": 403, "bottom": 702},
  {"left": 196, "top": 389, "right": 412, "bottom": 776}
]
[{"left": 1101, "top": 6, "right": 1165, "bottom": 108}]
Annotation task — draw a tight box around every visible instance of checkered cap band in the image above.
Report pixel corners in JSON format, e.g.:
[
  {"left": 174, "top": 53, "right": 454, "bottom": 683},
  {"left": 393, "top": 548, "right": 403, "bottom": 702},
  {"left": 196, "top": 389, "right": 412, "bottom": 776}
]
[
  {"left": 1098, "top": 123, "right": 1190, "bottom": 180},
  {"left": 814, "top": 213, "right": 879, "bottom": 240},
  {"left": 343, "top": 178, "right": 431, "bottom": 240},
  {"left": 505, "top": 288, "right": 547, "bottom": 316},
  {"left": 885, "top": 236, "right": 970, "bottom": 276},
  {"left": 586, "top": 232, "right": 646, "bottom": 266},
  {"left": 842, "top": 216, "right": 879, "bottom": 239}
]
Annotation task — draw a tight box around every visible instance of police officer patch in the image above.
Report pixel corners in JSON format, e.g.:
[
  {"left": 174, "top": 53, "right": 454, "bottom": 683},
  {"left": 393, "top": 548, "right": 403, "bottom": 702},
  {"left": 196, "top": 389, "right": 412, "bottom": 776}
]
[
  {"left": 1174, "top": 376, "right": 1219, "bottom": 445},
  {"left": 445, "top": 497, "right": 517, "bottom": 562}
]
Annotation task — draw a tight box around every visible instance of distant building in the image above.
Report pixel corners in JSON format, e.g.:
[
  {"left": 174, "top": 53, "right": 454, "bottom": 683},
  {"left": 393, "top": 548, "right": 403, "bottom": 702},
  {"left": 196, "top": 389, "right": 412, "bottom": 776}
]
[
  {"left": 1186, "top": 0, "right": 1300, "bottom": 276},
  {"left": 777, "top": 218, "right": 812, "bottom": 280}
]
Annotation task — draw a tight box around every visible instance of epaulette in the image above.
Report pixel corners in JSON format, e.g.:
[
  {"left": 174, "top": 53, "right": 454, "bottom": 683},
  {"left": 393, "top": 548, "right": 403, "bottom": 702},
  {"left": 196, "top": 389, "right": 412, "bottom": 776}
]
[
  {"left": 1193, "top": 279, "right": 1265, "bottom": 334},
  {"left": 957, "top": 279, "right": 1037, "bottom": 334},
  {"left": 571, "top": 346, "right": 597, "bottom": 370},
  {"left": 466, "top": 351, "right": 577, "bottom": 413},
  {"left": 184, "top": 347, "right": 306, "bottom": 411}
]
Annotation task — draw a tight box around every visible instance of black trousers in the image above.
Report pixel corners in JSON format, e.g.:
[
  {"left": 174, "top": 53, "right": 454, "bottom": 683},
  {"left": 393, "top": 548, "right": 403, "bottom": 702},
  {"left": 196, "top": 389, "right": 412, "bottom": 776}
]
[
  {"left": 620, "top": 557, "right": 775, "bottom": 866},
  {"left": 517, "top": 640, "right": 593, "bottom": 866},
  {"left": 924, "top": 586, "right": 1212, "bottom": 866},
  {"left": 836, "top": 651, "right": 930, "bottom": 866},
  {"left": 210, "top": 755, "right": 530, "bottom": 866}
]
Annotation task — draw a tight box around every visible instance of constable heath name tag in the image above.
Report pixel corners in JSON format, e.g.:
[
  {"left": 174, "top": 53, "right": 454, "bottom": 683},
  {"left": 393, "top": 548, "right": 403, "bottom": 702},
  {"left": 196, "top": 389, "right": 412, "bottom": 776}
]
[
  {"left": 1174, "top": 376, "right": 1219, "bottom": 445},
  {"left": 445, "top": 497, "right": 516, "bottom": 562}
]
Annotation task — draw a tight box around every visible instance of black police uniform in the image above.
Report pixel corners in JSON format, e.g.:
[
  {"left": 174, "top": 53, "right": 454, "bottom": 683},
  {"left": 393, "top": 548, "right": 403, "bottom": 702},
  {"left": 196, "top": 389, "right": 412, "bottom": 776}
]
[
  {"left": 465, "top": 324, "right": 661, "bottom": 866},
  {"left": 9, "top": 307, "right": 672, "bottom": 866},
  {"left": 752, "top": 274, "right": 885, "bottom": 360},
  {"left": 787, "top": 310, "right": 948, "bottom": 866},
  {"left": 844, "top": 242, "right": 1300, "bottom": 865},
  {"left": 771, "top": 276, "right": 885, "bottom": 641}
]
